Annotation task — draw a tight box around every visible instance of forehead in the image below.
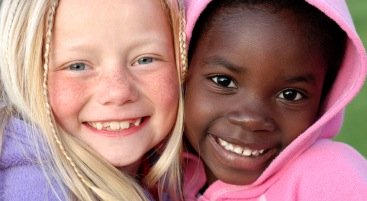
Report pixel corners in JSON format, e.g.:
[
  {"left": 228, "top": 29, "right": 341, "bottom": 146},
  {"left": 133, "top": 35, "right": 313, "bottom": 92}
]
[
  {"left": 53, "top": 0, "right": 169, "bottom": 42},
  {"left": 55, "top": 0, "right": 165, "bottom": 23},
  {"left": 50, "top": 0, "right": 172, "bottom": 58},
  {"left": 208, "top": 8, "right": 321, "bottom": 62},
  {"left": 211, "top": 7, "right": 305, "bottom": 47}
]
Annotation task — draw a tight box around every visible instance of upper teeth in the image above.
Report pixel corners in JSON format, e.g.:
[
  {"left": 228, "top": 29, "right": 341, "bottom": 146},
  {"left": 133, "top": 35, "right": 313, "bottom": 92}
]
[
  {"left": 218, "top": 138, "right": 265, "bottom": 157},
  {"left": 89, "top": 119, "right": 141, "bottom": 131}
]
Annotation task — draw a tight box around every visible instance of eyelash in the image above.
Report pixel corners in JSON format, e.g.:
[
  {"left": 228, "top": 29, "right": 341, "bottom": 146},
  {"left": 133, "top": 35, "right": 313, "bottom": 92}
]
[
  {"left": 209, "top": 75, "right": 237, "bottom": 88},
  {"left": 277, "top": 89, "right": 305, "bottom": 101},
  {"left": 62, "top": 56, "right": 155, "bottom": 72},
  {"left": 207, "top": 74, "right": 307, "bottom": 103},
  {"left": 133, "top": 56, "right": 155, "bottom": 66},
  {"left": 67, "top": 62, "right": 87, "bottom": 71}
]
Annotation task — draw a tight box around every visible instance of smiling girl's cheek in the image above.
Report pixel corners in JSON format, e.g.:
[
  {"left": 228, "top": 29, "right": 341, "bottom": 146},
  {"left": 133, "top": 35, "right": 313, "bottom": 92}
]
[{"left": 48, "top": 74, "right": 89, "bottom": 118}]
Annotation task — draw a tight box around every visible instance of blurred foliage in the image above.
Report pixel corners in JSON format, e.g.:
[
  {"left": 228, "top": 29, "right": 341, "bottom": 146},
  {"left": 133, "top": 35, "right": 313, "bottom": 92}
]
[{"left": 335, "top": 0, "right": 367, "bottom": 157}]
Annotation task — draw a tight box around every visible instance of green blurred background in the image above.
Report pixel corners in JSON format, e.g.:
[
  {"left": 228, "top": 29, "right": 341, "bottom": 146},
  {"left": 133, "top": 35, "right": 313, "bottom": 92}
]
[{"left": 335, "top": 0, "right": 367, "bottom": 157}]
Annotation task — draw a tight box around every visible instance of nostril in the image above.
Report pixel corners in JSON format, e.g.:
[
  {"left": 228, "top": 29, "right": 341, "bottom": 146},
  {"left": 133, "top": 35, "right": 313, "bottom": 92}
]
[
  {"left": 228, "top": 112, "right": 275, "bottom": 132},
  {"left": 262, "top": 120, "right": 276, "bottom": 132}
]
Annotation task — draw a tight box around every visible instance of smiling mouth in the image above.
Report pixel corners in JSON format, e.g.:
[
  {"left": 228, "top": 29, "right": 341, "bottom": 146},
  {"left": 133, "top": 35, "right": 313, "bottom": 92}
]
[
  {"left": 87, "top": 118, "right": 142, "bottom": 132},
  {"left": 217, "top": 137, "right": 267, "bottom": 157}
]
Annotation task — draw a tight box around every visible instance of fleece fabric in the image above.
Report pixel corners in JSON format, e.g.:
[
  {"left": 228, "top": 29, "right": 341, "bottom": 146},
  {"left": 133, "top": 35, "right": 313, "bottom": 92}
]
[
  {"left": 0, "top": 118, "right": 67, "bottom": 201},
  {"left": 183, "top": 0, "right": 367, "bottom": 200}
]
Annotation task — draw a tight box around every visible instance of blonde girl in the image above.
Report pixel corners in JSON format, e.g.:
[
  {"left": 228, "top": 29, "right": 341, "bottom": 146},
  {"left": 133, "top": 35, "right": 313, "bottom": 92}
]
[{"left": 0, "top": 0, "right": 186, "bottom": 200}]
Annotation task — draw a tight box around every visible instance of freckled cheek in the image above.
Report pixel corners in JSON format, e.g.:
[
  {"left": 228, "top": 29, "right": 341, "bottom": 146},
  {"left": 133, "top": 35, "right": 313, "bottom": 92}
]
[
  {"left": 163, "top": 87, "right": 179, "bottom": 112},
  {"left": 152, "top": 69, "right": 179, "bottom": 112},
  {"left": 48, "top": 76, "right": 87, "bottom": 120}
]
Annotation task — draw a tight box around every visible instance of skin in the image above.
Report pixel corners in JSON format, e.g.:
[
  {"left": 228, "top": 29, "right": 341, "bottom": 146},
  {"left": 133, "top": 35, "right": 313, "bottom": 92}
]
[
  {"left": 184, "top": 7, "right": 327, "bottom": 185},
  {"left": 48, "top": 0, "right": 178, "bottom": 174}
]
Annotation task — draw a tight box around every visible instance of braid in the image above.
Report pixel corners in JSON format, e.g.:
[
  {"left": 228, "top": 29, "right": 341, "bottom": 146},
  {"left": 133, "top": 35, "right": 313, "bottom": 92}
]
[
  {"left": 41, "top": 0, "right": 94, "bottom": 191},
  {"left": 178, "top": 1, "right": 188, "bottom": 82}
]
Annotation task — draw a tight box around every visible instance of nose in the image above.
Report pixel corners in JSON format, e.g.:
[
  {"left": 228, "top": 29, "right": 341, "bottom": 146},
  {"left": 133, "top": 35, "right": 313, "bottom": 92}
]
[
  {"left": 227, "top": 99, "right": 275, "bottom": 132},
  {"left": 97, "top": 68, "right": 139, "bottom": 106}
]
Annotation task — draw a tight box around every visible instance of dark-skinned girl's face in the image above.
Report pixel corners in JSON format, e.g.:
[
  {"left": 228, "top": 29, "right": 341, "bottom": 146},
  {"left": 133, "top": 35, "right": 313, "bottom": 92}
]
[{"left": 184, "top": 6, "right": 326, "bottom": 185}]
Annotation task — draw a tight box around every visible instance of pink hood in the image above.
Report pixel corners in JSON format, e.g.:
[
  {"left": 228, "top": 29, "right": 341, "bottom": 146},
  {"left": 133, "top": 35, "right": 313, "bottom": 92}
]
[{"left": 185, "top": 0, "right": 366, "bottom": 190}]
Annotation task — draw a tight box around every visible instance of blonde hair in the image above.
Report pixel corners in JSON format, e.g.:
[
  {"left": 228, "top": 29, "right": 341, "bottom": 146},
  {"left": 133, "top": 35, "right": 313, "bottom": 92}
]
[{"left": 0, "top": 0, "right": 186, "bottom": 200}]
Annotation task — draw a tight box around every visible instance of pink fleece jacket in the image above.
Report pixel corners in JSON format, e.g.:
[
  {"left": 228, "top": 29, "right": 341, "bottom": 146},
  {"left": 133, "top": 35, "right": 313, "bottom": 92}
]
[{"left": 183, "top": 0, "right": 367, "bottom": 200}]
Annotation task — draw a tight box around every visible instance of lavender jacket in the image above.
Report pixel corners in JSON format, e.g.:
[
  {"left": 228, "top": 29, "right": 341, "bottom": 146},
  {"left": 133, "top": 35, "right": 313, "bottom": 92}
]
[{"left": 0, "top": 118, "right": 67, "bottom": 201}]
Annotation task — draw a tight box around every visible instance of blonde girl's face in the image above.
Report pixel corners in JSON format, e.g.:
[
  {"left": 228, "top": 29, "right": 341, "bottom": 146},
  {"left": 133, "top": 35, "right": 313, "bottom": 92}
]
[{"left": 48, "top": 0, "right": 179, "bottom": 173}]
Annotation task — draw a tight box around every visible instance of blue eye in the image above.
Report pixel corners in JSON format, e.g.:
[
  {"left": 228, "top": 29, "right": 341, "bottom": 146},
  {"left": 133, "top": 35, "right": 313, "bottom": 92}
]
[
  {"left": 137, "top": 57, "right": 154, "bottom": 65},
  {"left": 210, "top": 75, "right": 237, "bottom": 88},
  {"left": 278, "top": 89, "right": 304, "bottom": 101},
  {"left": 68, "top": 63, "right": 86, "bottom": 71}
]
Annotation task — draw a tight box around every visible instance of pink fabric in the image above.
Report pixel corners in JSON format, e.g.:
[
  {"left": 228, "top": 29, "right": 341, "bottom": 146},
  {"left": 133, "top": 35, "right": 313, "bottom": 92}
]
[
  {"left": 183, "top": 0, "right": 367, "bottom": 200},
  {"left": 184, "top": 141, "right": 367, "bottom": 201}
]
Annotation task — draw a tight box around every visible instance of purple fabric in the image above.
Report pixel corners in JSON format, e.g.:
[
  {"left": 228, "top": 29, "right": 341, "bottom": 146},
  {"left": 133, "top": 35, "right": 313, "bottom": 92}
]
[{"left": 0, "top": 118, "right": 67, "bottom": 201}]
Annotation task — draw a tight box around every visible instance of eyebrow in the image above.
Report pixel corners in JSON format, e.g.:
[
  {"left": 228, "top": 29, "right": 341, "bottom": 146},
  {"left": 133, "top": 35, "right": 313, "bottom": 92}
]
[
  {"left": 203, "top": 56, "right": 244, "bottom": 73},
  {"left": 284, "top": 73, "right": 317, "bottom": 85},
  {"left": 51, "top": 41, "right": 94, "bottom": 57}
]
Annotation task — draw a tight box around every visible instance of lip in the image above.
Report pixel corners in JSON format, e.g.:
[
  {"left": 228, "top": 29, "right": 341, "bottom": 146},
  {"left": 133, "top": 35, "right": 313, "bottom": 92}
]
[
  {"left": 208, "top": 134, "right": 278, "bottom": 171},
  {"left": 83, "top": 117, "right": 148, "bottom": 137}
]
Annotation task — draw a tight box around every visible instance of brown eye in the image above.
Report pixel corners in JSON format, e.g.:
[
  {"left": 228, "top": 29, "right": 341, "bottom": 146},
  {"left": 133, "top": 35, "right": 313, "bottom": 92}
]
[
  {"left": 210, "top": 75, "right": 237, "bottom": 88},
  {"left": 278, "top": 89, "right": 303, "bottom": 101}
]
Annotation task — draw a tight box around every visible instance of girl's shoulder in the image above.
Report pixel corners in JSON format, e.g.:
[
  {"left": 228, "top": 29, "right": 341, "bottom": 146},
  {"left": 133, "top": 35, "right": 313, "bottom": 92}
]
[
  {"left": 0, "top": 159, "right": 66, "bottom": 201},
  {"left": 0, "top": 118, "right": 67, "bottom": 200},
  {"left": 1, "top": 118, "right": 40, "bottom": 168}
]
